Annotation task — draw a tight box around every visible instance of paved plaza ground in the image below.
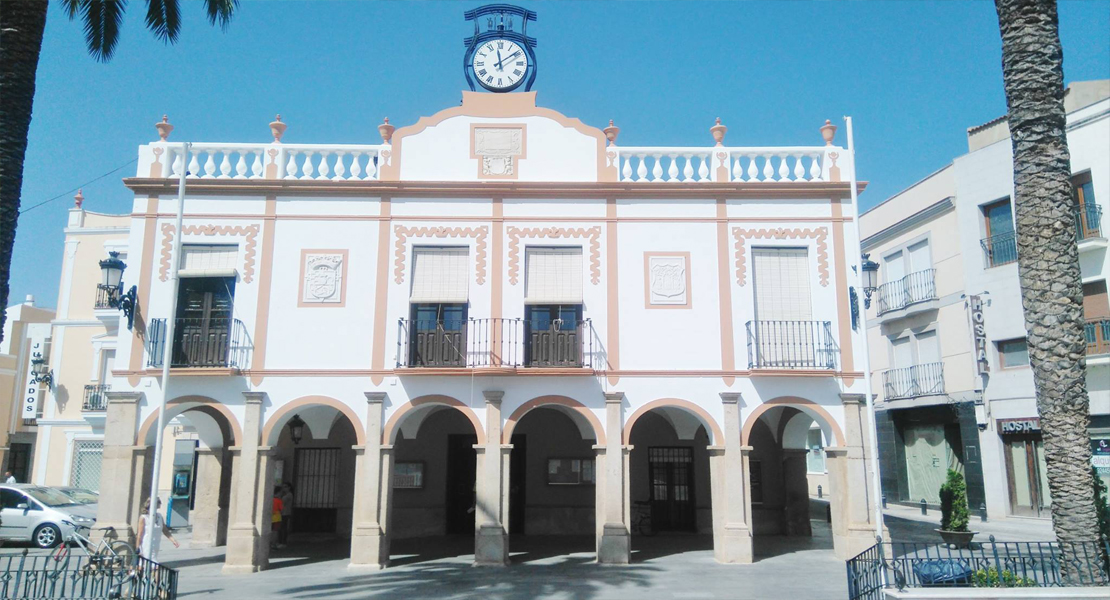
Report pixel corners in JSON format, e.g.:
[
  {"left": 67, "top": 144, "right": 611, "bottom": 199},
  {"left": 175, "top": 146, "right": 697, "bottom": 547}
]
[{"left": 0, "top": 500, "right": 1060, "bottom": 599}]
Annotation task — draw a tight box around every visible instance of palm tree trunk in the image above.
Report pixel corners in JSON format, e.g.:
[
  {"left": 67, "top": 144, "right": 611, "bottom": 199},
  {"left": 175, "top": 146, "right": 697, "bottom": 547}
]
[
  {"left": 0, "top": 0, "right": 48, "bottom": 344},
  {"left": 995, "top": 0, "right": 1104, "bottom": 576}
]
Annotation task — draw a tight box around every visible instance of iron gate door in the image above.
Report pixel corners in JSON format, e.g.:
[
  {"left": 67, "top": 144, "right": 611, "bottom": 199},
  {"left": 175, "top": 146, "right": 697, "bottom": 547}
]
[
  {"left": 648, "top": 447, "right": 696, "bottom": 531},
  {"left": 293, "top": 447, "right": 341, "bottom": 533}
]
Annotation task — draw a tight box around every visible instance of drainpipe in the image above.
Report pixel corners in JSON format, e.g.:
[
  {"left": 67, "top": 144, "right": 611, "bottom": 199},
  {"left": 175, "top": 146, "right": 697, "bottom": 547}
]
[
  {"left": 844, "top": 117, "right": 885, "bottom": 542},
  {"left": 143, "top": 142, "right": 191, "bottom": 560}
]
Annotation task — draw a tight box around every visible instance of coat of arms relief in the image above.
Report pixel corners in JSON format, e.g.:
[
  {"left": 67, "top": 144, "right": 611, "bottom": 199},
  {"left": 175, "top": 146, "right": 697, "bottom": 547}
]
[
  {"left": 473, "top": 126, "right": 524, "bottom": 178},
  {"left": 303, "top": 253, "right": 345, "bottom": 304},
  {"left": 648, "top": 255, "right": 689, "bottom": 306}
]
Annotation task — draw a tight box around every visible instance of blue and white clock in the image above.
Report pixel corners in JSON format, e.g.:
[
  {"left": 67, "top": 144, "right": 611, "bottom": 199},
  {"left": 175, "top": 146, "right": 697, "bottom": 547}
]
[{"left": 464, "top": 5, "right": 538, "bottom": 93}]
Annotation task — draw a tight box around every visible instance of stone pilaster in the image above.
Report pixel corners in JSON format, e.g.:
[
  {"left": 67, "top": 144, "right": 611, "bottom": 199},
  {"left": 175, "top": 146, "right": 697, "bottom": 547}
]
[
  {"left": 474, "top": 390, "right": 509, "bottom": 566},
  {"left": 350, "top": 392, "right": 390, "bottom": 570},
  {"left": 597, "top": 392, "right": 630, "bottom": 564},
  {"left": 828, "top": 393, "right": 886, "bottom": 559},
  {"left": 717, "top": 392, "right": 753, "bottom": 563},
  {"left": 93, "top": 392, "right": 143, "bottom": 546},
  {"left": 223, "top": 392, "right": 268, "bottom": 574},
  {"left": 191, "top": 448, "right": 228, "bottom": 547}
]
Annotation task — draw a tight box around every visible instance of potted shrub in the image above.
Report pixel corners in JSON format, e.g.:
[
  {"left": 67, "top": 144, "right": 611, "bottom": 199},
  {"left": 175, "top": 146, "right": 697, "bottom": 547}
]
[{"left": 936, "top": 469, "right": 978, "bottom": 548}]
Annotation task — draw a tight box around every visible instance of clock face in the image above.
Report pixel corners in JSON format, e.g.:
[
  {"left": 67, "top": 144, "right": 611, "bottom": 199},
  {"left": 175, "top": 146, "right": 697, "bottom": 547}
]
[{"left": 472, "top": 39, "right": 529, "bottom": 91}]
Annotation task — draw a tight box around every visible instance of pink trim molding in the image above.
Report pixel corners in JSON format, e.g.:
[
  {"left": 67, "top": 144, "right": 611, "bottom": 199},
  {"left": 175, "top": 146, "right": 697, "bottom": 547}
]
[
  {"left": 392, "top": 225, "right": 489, "bottom": 285},
  {"left": 732, "top": 227, "right": 830, "bottom": 287},
  {"left": 506, "top": 226, "right": 602, "bottom": 285},
  {"left": 159, "top": 223, "right": 260, "bottom": 282}
]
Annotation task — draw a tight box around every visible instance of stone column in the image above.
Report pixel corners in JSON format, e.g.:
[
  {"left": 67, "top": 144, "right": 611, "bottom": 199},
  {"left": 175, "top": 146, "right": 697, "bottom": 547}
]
[
  {"left": 350, "top": 392, "right": 390, "bottom": 570},
  {"left": 93, "top": 391, "right": 143, "bottom": 545},
  {"left": 782, "top": 449, "right": 812, "bottom": 537},
  {"left": 223, "top": 391, "right": 268, "bottom": 574},
  {"left": 717, "top": 392, "right": 753, "bottom": 563},
  {"left": 597, "top": 392, "right": 630, "bottom": 564},
  {"left": 191, "top": 448, "right": 228, "bottom": 547},
  {"left": 828, "top": 393, "right": 886, "bottom": 560},
  {"left": 474, "top": 390, "right": 509, "bottom": 566}
]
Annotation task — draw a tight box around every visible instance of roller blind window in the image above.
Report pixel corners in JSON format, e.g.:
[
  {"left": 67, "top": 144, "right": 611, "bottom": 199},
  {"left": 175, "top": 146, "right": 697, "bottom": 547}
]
[
  {"left": 752, "top": 247, "right": 812, "bottom": 321},
  {"left": 410, "top": 247, "right": 470, "bottom": 303},
  {"left": 180, "top": 245, "right": 237, "bottom": 271},
  {"left": 525, "top": 247, "right": 583, "bottom": 304}
]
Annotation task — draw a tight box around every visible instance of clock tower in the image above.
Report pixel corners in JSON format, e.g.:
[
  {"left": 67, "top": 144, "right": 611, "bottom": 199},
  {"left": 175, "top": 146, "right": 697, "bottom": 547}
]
[{"left": 463, "top": 5, "right": 538, "bottom": 93}]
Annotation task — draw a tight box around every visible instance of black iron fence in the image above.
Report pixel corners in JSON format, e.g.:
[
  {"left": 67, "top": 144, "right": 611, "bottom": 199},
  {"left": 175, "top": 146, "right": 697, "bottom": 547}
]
[
  {"left": 93, "top": 284, "right": 119, "bottom": 310},
  {"left": 146, "top": 317, "right": 253, "bottom": 369},
  {"left": 82, "top": 384, "right": 110, "bottom": 411},
  {"left": 847, "top": 537, "right": 1110, "bottom": 600},
  {"left": 0, "top": 549, "right": 178, "bottom": 600},
  {"left": 881, "top": 362, "right": 945, "bottom": 400},
  {"left": 396, "top": 317, "right": 599, "bottom": 369},
  {"left": 1076, "top": 203, "right": 1104, "bottom": 241},
  {"left": 981, "top": 232, "right": 1018, "bottom": 268},
  {"left": 745, "top": 320, "right": 838, "bottom": 370},
  {"left": 876, "top": 269, "right": 937, "bottom": 316}
]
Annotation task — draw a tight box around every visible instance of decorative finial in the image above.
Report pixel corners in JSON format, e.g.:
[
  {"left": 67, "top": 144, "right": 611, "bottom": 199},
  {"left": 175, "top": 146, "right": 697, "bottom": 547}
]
[
  {"left": 269, "top": 114, "right": 287, "bottom": 143},
  {"left": 711, "top": 117, "right": 727, "bottom": 146},
  {"left": 378, "top": 117, "right": 395, "bottom": 144},
  {"left": 820, "top": 119, "right": 837, "bottom": 146},
  {"left": 74, "top": 189, "right": 84, "bottom": 208},
  {"left": 603, "top": 119, "right": 620, "bottom": 147},
  {"left": 155, "top": 114, "right": 173, "bottom": 141}
]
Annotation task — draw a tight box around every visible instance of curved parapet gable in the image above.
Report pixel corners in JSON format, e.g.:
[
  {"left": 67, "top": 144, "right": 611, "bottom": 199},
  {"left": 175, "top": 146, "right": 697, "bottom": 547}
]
[{"left": 381, "top": 92, "right": 616, "bottom": 183}]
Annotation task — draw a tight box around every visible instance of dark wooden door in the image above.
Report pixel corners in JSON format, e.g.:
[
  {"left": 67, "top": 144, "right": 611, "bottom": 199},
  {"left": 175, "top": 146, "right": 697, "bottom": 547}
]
[
  {"left": 6, "top": 443, "right": 32, "bottom": 484},
  {"left": 525, "top": 305, "right": 581, "bottom": 366},
  {"left": 175, "top": 277, "right": 234, "bottom": 367},
  {"left": 445, "top": 434, "right": 478, "bottom": 534},
  {"left": 410, "top": 304, "right": 467, "bottom": 367},
  {"left": 648, "top": 447, "right": 696, "bottom": 531},
  {"left": 509, "top": 434, "right": 526, "bottom": 533}
]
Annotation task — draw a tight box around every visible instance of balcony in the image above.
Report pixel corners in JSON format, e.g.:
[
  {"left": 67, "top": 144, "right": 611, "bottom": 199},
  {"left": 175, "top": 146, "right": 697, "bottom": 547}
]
[
  {"left": 94, "top": 284, "right": 120, "bottom": 309},
  {"left": 396, "top": 317, "right": 598, "bottom": 370},
  {"left": 82, "top": 384, "right": 110, "bottom": 411},
  {"left": 1087, "top": 318, "right": 1110, "bottom": 357},
  {"left": 981, "top": 231, "right": 1017, "bottom": 268},
  {"left": 881, "top": 362, "right": 945, "bottom": 401},
  {"left": 1076, "top": 203, "right": 1105, "bottom": 243},
  {"left": 745, "top": 320, "right": 839, "bottom": 371},
  {"left": 613, "top": 147, "right": 834, "bottom": 183},
  {"left": 875, "top": 269, "right": 938, "bottom": 317},
  {"left": 146, "top": 317, "right": 253, "bottom": 370}
]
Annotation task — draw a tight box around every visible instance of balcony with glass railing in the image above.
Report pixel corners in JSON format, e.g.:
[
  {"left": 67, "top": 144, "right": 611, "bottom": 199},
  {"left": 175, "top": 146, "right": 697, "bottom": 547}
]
[
  {"left": 395, "top": 317, "right": 600, "bottom": 370},
  {"left": 875, "top": 269, "right": 937, "bottom": 316},
  {"left": 881, "top": 362, "right": 945, "bottom": 401}
]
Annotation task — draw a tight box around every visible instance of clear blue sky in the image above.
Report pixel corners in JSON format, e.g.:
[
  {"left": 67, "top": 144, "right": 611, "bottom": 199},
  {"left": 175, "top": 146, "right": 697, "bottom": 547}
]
[{"left": 13, "top": 0, "right": 1110, "bottom": 310}]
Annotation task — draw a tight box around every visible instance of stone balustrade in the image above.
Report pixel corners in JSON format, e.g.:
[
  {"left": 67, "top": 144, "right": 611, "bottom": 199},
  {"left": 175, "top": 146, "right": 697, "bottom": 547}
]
[
  {"left": 612, "top": 146, "right": 833, "bottom": 183},
  {"left": 150, "top": 142, "right": 390, "bottom": 181}
]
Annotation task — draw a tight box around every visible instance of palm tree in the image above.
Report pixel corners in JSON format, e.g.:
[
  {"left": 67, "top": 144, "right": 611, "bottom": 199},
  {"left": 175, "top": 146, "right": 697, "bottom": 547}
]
[
  {"left": 994, "top": 0, "right": 1103, "bottom": 574},
  {"left": 0, "top": 0, "right": 237, "bottom": 344}
]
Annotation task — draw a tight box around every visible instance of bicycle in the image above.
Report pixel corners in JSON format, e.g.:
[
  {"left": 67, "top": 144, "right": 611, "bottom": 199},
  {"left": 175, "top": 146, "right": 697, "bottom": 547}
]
[
  {"left": 632, "top": 500, "right": 655, "bottom": 537},
  {"left": 52, "top": 523, "right": 140, "bottom": 598}
]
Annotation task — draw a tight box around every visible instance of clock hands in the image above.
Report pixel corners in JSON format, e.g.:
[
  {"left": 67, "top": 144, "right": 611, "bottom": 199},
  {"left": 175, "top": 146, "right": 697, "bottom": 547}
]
[{"left": 494, "top": 49, "right": 522, "bottom": 71}]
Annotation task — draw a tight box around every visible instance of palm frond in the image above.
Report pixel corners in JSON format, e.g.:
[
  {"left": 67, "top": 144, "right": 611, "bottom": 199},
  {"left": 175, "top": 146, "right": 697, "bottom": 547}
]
[
  {"left": 144, "top": 0, "right": 180, "bottom": 44},
  {"left": 65, "top": 0, "right": 128, "bottom": 63},
  {"left": 202, "top": 0, "right": 238, "bottom": 31}
]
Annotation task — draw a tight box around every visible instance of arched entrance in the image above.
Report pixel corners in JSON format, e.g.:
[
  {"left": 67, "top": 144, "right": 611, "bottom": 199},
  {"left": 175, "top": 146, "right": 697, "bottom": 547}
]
[
  {"left": 384, "top": 395, "right": 485, "bottom": 564},
  {"left": 624, "top": 399, "right": 721, "bottom": 561},
  {"left": 502, "top": 396, "right": 603, "bottom": 562},
  {"left": 261, "top": 396, "right": 363, "bottom": 562}
]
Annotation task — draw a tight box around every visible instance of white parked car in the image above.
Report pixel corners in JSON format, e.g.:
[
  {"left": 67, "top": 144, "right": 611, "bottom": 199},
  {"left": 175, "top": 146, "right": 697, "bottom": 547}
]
[{"left": 0, "top": 484, "right": 97, "bottom": 548}]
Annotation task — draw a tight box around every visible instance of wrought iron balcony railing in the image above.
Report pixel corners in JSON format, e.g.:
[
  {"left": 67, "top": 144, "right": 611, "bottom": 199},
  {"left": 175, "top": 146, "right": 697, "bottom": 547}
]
[
  {"left": 1076, "top": 203, "right": 1104, "bottom": 241},
  {"left": 94, "top": 284, "right": 120, "bottom": 309},
  {"left": 980, "top": 231, "right": 1017, "bottom": 268},
  {"left": 881, "top": 362, "right": 945, "bottom": 401},
  {"left": 875, "top": 269, "right": 938, "bottom": 316},
  {"left": 745, "top": 320, "right": 839, "bottom": 370},
  {"left": 1087, "top": 318, "right": 1110, "bottom": 357},
  {"left": 396, "top": 317, "right": 599, "bottom": 369},
  {"left": 146, "top": 317, "right": 253, "bottom": 369},
  {"left": 82, "top": 384, "right": 110, "bottom": 411}
]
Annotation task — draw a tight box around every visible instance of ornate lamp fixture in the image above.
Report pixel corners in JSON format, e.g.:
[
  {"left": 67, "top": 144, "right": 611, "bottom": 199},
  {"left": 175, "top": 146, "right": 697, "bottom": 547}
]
[
  {"left": 30, "top": 356, "right": 53, "bottom": 389},
  {"left": 287, "top": 414, "right": 307, "bottom": 444},
  {"left": 860, "top": 254, "right": 880, "bottom": 309},
  {"left": 99, "top": 251, "right": 139, "bottom": 330}
]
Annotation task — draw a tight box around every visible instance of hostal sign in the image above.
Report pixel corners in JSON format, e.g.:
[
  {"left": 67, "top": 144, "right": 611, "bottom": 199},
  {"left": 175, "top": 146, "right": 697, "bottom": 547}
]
[{"left": 969, "top": 295, "right": 989, "bottom": 375}]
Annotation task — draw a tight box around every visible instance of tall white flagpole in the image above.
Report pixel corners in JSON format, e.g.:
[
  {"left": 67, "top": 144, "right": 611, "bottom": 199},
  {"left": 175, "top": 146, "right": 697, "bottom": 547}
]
[
  {"left": 143, "top": 141, "right": 190, "bottom": 559},
  {"left": 843, "top": 117, "right": 885, "bottom": 540}
]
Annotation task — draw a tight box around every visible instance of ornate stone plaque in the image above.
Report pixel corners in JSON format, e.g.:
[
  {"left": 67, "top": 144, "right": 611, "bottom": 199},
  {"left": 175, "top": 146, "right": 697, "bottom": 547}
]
[
  {"left": 301, "top": 251, "right": 346, "bottom": 305},
  {"left": 646, "top": 253, "right": 690, "bottom": 307},
  {"left": 472, "top": 125, "right": 525, "bottom": 179}
]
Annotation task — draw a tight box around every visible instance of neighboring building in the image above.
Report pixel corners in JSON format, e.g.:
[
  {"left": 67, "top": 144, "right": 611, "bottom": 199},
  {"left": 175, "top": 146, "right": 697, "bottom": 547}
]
[
  {"left": 861, "top": 79, "right": 1110, "bottom": 519},
  {"left": 20, "top": 85, "right": 888, "bottom": 574},
  {"left": 0, "top": 296, "right": 55, "bottom": 482}
]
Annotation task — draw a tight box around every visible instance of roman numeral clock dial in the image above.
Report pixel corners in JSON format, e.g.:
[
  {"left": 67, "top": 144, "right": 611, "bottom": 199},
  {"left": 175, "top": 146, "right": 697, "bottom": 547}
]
[{"left": 472, "top": 39, "right": 529, "bottom": 92}]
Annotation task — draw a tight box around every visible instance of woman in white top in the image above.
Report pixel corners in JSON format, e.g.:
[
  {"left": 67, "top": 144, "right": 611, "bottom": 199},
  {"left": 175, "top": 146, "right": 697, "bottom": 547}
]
[{"left": 136, "top": 497, "right": 179, "bottom": 559}]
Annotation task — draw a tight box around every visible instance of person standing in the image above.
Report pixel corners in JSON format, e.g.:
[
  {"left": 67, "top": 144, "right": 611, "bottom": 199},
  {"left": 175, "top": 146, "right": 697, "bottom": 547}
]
[
  {"left": 136, "top": 497, "right": 179, "bottom": 560},
  {"left": 4, "top": 471, "right": 16, "bottom": 484},
  {"left": 270, "top": 487, "right": 285, "bottom": 550},
  {"left": 279, "top": 483, "right": 294, "bottom": 546}
]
